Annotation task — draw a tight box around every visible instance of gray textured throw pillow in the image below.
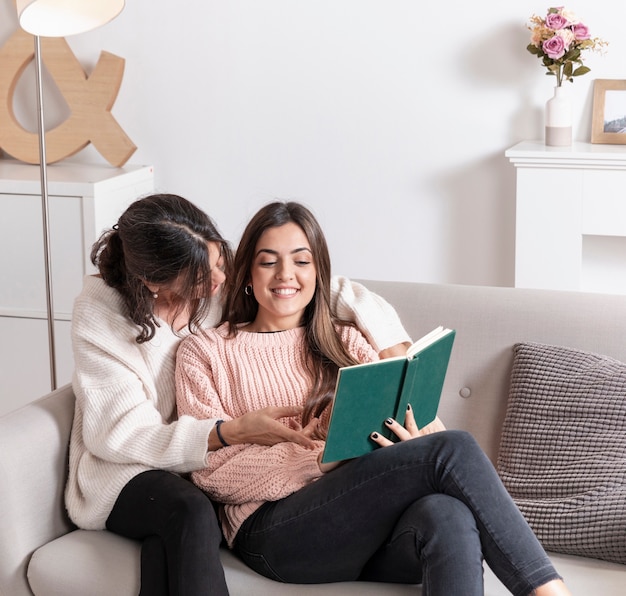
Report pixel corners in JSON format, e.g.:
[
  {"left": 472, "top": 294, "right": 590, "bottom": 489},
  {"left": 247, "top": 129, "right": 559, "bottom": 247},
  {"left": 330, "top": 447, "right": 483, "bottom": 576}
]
[{"left": 497, "top": 341, "right": 626, "bottom": 565}]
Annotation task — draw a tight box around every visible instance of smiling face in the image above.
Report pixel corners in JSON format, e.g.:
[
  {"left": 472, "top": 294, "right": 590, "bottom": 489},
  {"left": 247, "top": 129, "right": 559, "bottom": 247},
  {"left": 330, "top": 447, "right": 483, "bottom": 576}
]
[{"left": 248, "top": 222, "right": 317, "bottom": 332}]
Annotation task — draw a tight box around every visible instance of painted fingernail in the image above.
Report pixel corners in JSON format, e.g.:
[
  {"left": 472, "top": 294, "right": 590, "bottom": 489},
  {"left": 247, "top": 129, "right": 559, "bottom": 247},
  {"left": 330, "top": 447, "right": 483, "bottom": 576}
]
[
  {"left": 407, "top": 404, "right": 412, "bottom": 411},
  {"left": 385, "top": 418, "right": 394, "bottom": 425},
  {"left": 371, "top": 432, "right": 379, "bottom": 439}
]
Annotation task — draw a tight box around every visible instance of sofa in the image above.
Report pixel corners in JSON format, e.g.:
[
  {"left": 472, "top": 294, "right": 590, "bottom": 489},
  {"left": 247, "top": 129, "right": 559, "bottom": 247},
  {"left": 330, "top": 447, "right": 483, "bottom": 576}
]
[{"left": 1, "top": 280, "right": 626, "bottom": 596}]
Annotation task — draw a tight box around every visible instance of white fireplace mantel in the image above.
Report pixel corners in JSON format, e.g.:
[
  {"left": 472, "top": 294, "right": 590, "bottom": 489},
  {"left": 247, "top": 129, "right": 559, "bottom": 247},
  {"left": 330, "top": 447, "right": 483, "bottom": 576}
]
[{"left": 506, "top": 141, "right": 626, "bottom": 294}]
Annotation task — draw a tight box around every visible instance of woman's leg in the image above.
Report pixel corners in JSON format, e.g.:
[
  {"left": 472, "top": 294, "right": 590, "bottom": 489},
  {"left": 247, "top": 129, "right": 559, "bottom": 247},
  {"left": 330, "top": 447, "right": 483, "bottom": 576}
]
[
  {"left": 359, "top": 494, "right": 484, "bottom": 595},
  {"left": 106, "top": 470, "right": 228, "bottom": 596},
  {"left": 235, "top": 431, "right": 560, "bottom": 596},
  {"left": 138, "top": 535, "right": 168, "bottom": 596}
]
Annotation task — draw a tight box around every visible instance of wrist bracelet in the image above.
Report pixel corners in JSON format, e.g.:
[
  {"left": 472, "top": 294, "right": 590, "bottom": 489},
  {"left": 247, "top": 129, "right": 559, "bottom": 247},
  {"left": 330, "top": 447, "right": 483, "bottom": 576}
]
[{"left": 215, "top": 419, "right": 230, "bottom": 447}]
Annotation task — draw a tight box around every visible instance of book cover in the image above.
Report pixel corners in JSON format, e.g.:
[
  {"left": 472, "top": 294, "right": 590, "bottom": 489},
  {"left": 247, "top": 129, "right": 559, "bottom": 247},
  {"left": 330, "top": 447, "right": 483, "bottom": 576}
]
[{"left": 321, "top": 327, "right": 455, "bottom": 463}]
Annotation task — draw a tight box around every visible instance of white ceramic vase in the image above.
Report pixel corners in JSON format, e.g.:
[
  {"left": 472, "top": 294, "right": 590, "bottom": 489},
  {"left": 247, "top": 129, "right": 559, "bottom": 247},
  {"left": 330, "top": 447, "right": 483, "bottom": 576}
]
[{"left": 545, "top": 86, "right": 572, "bottom": 147}]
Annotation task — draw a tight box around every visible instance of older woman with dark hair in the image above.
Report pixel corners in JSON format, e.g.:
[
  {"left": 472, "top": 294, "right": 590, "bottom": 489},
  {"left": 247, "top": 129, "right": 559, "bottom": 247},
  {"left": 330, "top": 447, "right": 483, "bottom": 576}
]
[{"left": 65, "top": 193, "right": 413, "bottom": 596}]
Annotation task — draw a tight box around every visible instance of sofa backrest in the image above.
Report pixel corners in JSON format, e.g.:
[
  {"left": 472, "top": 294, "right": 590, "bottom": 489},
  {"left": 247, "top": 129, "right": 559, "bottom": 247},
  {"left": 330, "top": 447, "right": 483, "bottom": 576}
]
[
  {"left": 359, "top": 281, "right": 626, "bottom": 463},
  {"left": 0, "top": 384, "right": 75, "bottom": 596}
]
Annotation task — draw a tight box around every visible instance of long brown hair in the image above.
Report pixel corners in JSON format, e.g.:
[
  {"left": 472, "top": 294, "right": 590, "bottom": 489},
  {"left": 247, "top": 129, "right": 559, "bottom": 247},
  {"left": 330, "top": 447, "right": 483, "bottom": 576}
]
[
  {"left": 221, "top": 201, "right": 358, "bottom": 432},
  {"left": 91, "top": 193, "right": 232, "bottom": 343}
]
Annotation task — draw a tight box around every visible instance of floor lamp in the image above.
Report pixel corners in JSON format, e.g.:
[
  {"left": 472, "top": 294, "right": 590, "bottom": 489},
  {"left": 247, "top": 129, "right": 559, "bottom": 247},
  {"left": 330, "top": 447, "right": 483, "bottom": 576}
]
[{"left": 15, "top": 0, "right": 125, "bottom": 390}]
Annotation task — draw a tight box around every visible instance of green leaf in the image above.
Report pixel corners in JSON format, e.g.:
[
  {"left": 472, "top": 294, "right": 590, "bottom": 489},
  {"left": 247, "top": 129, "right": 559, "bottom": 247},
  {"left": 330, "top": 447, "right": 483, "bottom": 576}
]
[
  {"left": 563, "top": 62, "right": 573, "bottom": 78},
  {"left": 564, "top": 48, "right": 581, "bottom": 61},
  {"left": 573, "top": 66, "right": 591, "bottom": 77},
  {"left": 527, "top": 44, "right": 541, "bottom": 55}
]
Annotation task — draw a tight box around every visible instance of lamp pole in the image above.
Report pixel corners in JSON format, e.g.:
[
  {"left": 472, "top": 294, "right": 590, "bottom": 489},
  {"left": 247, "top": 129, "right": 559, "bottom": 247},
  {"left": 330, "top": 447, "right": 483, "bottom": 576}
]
[
  {"left": 16, "top": 0, "right": 126, "bottom": 391},
  {"left": 34, "top": 34, "right": 57, "bottom": 390}
]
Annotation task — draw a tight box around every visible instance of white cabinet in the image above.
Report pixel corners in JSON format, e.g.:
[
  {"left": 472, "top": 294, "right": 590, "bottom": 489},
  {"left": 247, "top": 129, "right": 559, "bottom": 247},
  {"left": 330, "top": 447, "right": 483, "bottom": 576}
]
[
  {"left": 0, "top": 160, "right": 154, "bottom": 415},
  {"left": 505, "top": 141, "right": 626, "bottom": 294}
]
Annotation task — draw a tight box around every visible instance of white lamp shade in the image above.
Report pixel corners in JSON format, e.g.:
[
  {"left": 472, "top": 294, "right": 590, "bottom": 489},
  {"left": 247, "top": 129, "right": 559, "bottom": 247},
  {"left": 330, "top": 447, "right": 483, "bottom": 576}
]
[{"left": 16, "top": 0, "right": 125, "bottom": 37}]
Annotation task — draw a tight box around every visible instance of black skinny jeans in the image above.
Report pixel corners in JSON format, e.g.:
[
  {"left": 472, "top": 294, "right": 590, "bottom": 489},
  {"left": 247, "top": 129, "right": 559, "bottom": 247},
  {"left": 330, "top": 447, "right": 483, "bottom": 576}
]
[
  {"left": 235, "top": 431, "right": 560, "bottom": 596},
  {"left": 106, "top": 470, "right": 228, "bottom": 596}
]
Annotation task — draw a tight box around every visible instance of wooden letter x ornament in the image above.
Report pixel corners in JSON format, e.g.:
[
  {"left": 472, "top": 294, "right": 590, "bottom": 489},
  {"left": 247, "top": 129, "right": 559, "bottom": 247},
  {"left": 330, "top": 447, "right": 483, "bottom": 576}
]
[{"left": 0, "top": 28, "right": 136, "bottom": 167}]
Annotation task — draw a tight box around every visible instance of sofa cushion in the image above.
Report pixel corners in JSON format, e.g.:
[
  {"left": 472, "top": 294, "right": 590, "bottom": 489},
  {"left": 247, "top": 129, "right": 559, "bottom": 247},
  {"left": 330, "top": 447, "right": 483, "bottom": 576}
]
[
  {"left": 28, "top": 530, "right": 141, "bottom": 596},
  {"left": 27, "top": 529, "right": 419, "bottom": 595},
  {"left": 497, "top": 341, "right": 626, "bottom": 565}
]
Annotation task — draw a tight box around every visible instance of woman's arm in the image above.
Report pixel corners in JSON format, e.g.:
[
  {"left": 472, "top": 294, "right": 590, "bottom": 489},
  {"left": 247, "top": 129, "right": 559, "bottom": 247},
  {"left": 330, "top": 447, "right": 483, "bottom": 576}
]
[
  {"left": 330, "top": 276, "right": 412, "bottom": 354},
  {"left": 72, "top": 299, "right": 212, "bottom": 472},
  {"left": 210, "top": 407, "right": 319, "bottom": 451}
]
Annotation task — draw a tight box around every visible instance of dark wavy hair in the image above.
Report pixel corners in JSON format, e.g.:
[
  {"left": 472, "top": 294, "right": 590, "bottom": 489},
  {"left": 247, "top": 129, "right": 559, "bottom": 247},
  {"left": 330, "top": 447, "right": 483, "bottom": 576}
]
[
  {"left": 91, "top": 193, "right": 232, "bottom": 343},
  {"left": 221, "top": 201, "right": 358, "bottom": 434}
]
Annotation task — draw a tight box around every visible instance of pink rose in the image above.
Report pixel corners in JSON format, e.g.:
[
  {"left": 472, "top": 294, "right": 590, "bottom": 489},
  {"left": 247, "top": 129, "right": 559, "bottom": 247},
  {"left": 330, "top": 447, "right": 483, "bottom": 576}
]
[
  {"left": 545, "top": 12, "right": 568, "bottom": 30},
  {"left": 572, "top": 23, "right": 590, "bottom": 40},
  {"left": 543, "top": 35, "right": 566, "bottom": 59}
]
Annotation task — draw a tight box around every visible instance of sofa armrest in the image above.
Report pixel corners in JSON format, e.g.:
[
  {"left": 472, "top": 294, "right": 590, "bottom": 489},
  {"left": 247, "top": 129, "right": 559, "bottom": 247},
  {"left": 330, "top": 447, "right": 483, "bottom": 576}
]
[{"left": 0, "top": 384, "right": 76, "bottom": 596}]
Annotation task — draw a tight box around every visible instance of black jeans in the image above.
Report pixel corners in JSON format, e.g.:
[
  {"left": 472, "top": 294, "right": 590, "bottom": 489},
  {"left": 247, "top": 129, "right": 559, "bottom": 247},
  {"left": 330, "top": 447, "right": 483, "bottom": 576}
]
[
  {"left": 234, "top": 431, "right": 560, "bottom": 596},
  {"left": 106, "top": 470, "right": 228, "bottom": 596}
]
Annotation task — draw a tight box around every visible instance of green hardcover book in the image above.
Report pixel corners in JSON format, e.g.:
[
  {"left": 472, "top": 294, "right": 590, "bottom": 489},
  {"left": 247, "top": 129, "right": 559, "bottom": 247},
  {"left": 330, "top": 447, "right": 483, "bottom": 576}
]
[{"left": 321, "top": 326, "right": 456, "bottom": 463}]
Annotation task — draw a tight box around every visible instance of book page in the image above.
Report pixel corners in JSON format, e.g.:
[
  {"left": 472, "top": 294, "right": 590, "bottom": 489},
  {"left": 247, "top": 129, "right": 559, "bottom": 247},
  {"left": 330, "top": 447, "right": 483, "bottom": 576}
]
[{"left": 407, "top": 326, "right": 451, "bottom": 359}]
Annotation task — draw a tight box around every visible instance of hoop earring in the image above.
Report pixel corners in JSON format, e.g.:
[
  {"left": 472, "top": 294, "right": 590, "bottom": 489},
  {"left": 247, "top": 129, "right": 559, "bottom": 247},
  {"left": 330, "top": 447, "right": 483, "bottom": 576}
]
[{"left": 244, "top": 285, "right": 253, "bottom": 296}]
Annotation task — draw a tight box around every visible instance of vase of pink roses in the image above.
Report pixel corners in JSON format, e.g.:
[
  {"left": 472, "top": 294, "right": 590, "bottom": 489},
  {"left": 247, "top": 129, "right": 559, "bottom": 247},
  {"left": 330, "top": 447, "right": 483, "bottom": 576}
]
[{"left": 527, "top": 7, "right": 607, "bottom": 146}]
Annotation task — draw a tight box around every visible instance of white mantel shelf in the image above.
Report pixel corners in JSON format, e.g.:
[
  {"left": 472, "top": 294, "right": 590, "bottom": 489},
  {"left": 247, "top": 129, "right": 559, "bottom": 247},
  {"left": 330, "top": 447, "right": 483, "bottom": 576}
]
[
  {"left": 506, "top": 141, "right": 626, "bottom": 294},
  {"left": 505, "top": 141, "right": 626, "bottom": 170}
]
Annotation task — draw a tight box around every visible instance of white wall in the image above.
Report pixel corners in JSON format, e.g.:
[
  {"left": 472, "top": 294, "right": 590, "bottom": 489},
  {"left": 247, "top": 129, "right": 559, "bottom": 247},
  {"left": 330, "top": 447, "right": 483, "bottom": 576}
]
[{"left": 1, "top": 0, "right": 624, "bottom": 286}]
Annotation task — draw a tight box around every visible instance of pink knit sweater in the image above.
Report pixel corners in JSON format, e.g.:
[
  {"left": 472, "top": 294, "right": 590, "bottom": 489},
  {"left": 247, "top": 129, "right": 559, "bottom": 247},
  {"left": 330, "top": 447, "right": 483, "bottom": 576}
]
[{"left": 175, "top": 323, "right": 378, "bottom": 545}]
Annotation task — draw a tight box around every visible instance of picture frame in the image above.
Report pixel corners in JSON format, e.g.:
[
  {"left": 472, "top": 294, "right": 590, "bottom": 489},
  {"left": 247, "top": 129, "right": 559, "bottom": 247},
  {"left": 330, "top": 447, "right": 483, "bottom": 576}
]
[{"left": 591, "top": 79, "right": 626, "bottom": 144}]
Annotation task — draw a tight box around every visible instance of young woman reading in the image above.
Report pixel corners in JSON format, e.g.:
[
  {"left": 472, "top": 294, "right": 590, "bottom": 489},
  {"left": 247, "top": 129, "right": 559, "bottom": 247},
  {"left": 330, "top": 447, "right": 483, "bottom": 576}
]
[{"left": 175, "top": 201, "right": 572, "bottom": 596}]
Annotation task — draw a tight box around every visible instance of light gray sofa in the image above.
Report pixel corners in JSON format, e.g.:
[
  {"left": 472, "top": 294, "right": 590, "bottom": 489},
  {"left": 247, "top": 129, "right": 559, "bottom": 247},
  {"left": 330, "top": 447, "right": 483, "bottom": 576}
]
[{"left": 2, "top": 281, "right": 626, "bottom": 596}]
